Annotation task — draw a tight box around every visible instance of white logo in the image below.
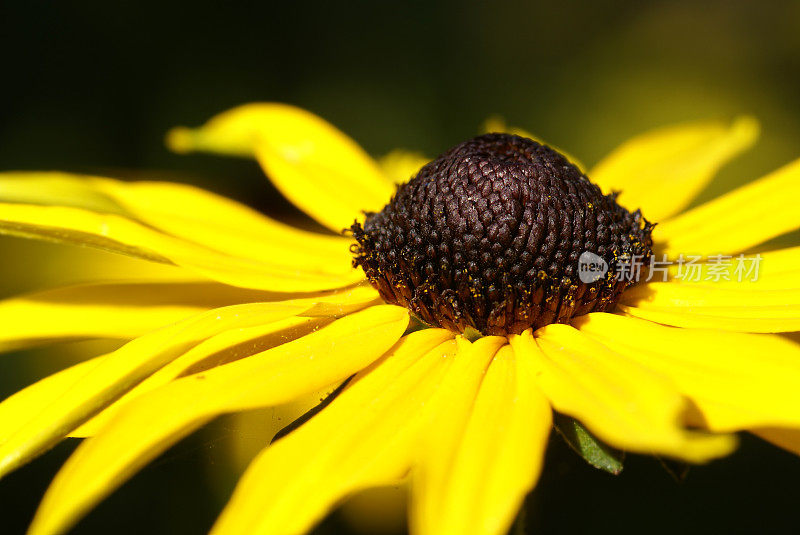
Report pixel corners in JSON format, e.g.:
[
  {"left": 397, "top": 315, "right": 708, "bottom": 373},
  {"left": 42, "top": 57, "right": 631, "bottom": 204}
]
[{"left": 578, "top": 251, "right": 608, "bottom": 283}]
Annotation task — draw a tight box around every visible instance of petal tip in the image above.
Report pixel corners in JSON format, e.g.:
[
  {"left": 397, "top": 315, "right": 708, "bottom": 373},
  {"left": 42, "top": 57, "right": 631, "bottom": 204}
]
[
  {"left": 165, "top": 127, "right": 194, "bottom": 154},
  {"left": 679, "top": 432, "right": 739, "bottom": 464},
  {"left": 731, "top": 115, "right": 760, "bottom": 147}
]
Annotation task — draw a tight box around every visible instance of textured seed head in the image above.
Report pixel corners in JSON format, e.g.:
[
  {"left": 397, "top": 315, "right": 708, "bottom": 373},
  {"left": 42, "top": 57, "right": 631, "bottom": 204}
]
[{"left": 350, "top": 133, "right": 653, "bottom": 335}]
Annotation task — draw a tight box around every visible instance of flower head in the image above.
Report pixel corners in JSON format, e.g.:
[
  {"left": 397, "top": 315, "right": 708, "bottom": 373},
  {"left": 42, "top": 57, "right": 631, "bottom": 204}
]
[
  {"left": 351, "top": 132, "right": 653, "bottom": 334},
  {"left": 0, "top": 104, "right": 798, "bottom": 535}
]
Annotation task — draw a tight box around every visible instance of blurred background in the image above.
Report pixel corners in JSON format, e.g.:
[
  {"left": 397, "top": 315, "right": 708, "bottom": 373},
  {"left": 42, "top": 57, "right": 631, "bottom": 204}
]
[{"left": 2, "top": 0, "right": 800, "bottom": 533}]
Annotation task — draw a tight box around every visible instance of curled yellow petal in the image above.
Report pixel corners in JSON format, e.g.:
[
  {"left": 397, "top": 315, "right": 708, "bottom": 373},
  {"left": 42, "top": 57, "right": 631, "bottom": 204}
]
[
  {"left": 167, "top": 103, "right": 395, "bottom": 232},
  {"left": 591, "top": 116, "right": 758, "bottom": 221},
  {"left": 254, "top": 142, "right": 391, "bottom": 233}
]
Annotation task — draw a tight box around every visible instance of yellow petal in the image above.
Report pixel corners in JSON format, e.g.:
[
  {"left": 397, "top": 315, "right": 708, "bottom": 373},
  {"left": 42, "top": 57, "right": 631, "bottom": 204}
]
[
  {"left": 590, "top": 117, "right": 758, "bottom": 221},
  {"left": 96, "top": 179, "right": 354, "bottom": 271},
  {"left": 300, "top": 284, "right": 382, "bottom": 317},
  {"left": 0, "top": 301, "right": 311, "bottom": 479},
  {"left": 27, "top": 305, "right": 411, "bottom": 535},
  {"left": 410, "top": 337, "right": 505, "bottom": 535},
  {"left": 410, "top": 336, "right": 502, "bottom": 533},
  {"left": 211, "top": 328, "right": 457, "bottom": 535},
  {"left": 658, "top": 157, "right": 800, "bottom": 256},
  {"left": 619, "top": 306, "right": 800, "bottom": 333},
  {"left": 0, "top": 173, "right": 122, "bottom": 213},
  {"left": 621, "top": 281, "right": 800, "bottom": 308},
  {"left": 574, "top": 313, "right": 800, "bottom": 433},
  {"left": 378, "top": 150, "right": 429, "bottom": 185},
  {"left": 619, "top": 281, "right": 800, "bottom": 333},
  {"left": 657, "top": 246, "right": 800, "bottom": 289},
  {"left": 0, "top": 172, "right": 356, "bottom": 273},
  {"left": 509, "top": 327, "right": 735, "bottom": 462},
  {"left": 412, "top": 344, "right": 551, "bottom": 535},
  {"left": 0, "top": 356, "right": 106, "bottom": 446},
  {"left": 166, "top": 103, "right": 395, "bottom": 232},
  {"left": 70, "top": 315, "right": 331, "bottom": 437},
  {"left": 223, "top": 390, "right": 339, "bottom": 473},
  {"left": 17, "top": 287, "right": 378, "bottom": 440},
  {"left": 0, "top": 235, "right": 196, "bottom": 294},
  {"left": 747, "top": 246, "right": 800, "bottom": 277},
  {"left": 254, "top": 142, "right": 391, "bottom": 233},
  {"left": 0, "top": 202, "right": 362, "bottom": 291},
  {"left": 0, "top": 280, "right": 286, "bottom": 351},
  {"left": 70, "top": 283, "right": 384, "bottom": 437}
]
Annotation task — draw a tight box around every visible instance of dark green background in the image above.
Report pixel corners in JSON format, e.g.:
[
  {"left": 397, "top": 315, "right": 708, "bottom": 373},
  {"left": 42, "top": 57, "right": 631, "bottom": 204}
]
[{"left": 2, "top": 1, "right": 800, "bottom": 533}]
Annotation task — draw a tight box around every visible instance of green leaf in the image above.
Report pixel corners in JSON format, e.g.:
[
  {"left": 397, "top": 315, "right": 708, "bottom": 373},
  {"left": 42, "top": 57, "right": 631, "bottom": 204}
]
[{"left": 554, "top": 414, "right": 625, "bottom": 475}]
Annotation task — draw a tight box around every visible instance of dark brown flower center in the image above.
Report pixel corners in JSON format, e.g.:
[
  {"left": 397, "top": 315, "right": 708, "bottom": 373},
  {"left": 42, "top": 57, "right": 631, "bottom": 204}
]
[{"left": 350, "top": 133, "right": 653, "bottom": 335}]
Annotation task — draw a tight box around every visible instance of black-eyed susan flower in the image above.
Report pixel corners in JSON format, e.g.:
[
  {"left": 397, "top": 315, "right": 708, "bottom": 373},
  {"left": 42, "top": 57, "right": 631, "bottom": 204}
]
[{"left": 0, "top": 103, "right": 799, "bottom": 535}]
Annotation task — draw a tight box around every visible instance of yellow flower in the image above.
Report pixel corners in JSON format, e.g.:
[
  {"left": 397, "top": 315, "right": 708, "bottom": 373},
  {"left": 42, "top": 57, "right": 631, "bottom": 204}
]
[{"left": 0, "top": 103, "right": 798, "bottom": 535}]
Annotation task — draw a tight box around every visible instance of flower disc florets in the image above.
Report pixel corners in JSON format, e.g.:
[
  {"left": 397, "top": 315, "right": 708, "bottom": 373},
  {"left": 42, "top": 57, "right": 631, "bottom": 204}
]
[{"left": 350, "top": 133, "right": 653, "bottom": 335}]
